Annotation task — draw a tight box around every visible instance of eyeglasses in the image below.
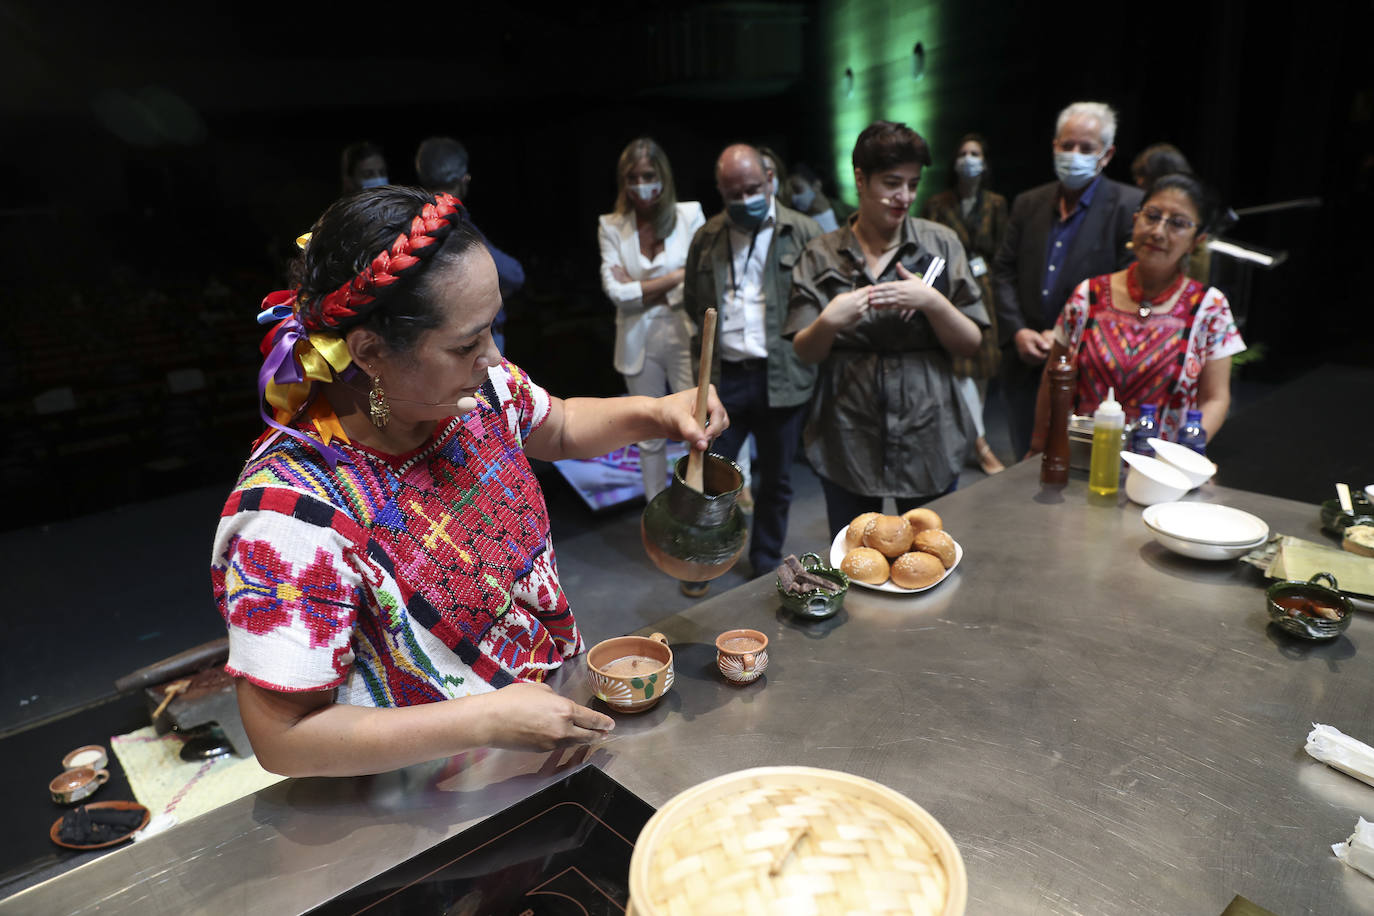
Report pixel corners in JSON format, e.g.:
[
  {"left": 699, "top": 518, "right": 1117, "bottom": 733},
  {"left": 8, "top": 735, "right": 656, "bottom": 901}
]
[{"left": 1136, "top": 207, "right": 1197, "bottom": 234}]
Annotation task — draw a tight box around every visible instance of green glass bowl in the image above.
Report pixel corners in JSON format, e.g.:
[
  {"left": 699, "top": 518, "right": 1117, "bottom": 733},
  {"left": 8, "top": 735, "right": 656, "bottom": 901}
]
[
  {"left": 776, "top": 553, "right": 849, "bottom": 620},
  {"left": 1266, "top": 572, "right": 1354, "bottom": 640}
]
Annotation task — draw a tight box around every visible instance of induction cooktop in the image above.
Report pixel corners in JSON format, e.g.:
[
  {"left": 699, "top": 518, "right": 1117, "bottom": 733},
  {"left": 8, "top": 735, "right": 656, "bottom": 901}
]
[{"left": 306, "top": 765, "right": 654, "bottom": 915}]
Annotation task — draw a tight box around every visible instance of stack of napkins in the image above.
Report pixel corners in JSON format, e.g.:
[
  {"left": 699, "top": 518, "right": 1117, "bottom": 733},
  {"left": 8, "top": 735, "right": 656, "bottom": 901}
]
[
  {"left": 1307, "top": 724, "right": 1374, "bottom": 879},
  {"left": 1334, "top": 819, "right": 1374, "bottom": 879},
  {"left": 1306, "top": 724, "right": 1374, "bottom": 787}
]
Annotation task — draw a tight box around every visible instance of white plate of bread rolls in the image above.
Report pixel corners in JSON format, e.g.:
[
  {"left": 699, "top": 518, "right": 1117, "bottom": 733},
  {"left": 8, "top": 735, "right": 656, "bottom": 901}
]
[{"left": 829, "top": 507, "right": 963, "bottom": 593}]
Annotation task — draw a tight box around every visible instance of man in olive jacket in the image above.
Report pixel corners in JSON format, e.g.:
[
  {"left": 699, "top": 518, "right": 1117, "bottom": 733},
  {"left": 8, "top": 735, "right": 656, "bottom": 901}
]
[{"left": 683, "top": 144, "right": 822, "bottom": 582}]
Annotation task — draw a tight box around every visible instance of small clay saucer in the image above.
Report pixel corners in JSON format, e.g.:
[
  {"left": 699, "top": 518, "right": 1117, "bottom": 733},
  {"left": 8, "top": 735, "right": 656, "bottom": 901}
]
[{"left": 50, "top": 801, "right": 150, "bottom": 851}]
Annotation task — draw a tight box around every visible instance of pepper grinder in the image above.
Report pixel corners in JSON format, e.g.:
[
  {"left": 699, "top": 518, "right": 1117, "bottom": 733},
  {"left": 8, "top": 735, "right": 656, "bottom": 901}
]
[{"left": 1040, "top": 354, "right": 1077, "bottom": 486}]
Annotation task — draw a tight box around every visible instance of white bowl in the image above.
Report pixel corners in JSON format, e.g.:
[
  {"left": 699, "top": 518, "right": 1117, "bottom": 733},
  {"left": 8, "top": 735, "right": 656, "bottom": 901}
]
[
  {"left": 1121, "top": 452, "right": 1191, "bottom": 506},
  {"left": 1144, "top": 526, "right": 1267, "bottom": 560},
  {"left": 1141, "top": 502, "right": 1270, "bottom": 546},
  {"left": 1147, "top": 437, "right": 1217, "bottom": 489}
]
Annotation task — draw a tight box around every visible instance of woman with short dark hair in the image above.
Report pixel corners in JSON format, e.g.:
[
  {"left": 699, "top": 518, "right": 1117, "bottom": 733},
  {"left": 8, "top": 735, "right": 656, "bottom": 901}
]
[
  {"left": 786, "top": 121, "right": 988, "bottom": 534},
  {"left": 215, "top": 187, "right": 725, "bottom": 776}
]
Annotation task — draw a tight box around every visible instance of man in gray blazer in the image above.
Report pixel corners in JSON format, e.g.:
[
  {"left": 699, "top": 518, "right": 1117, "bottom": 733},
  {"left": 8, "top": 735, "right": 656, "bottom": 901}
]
[{"left": 992, "top": 101, "right": 1144, "bottom": 458}]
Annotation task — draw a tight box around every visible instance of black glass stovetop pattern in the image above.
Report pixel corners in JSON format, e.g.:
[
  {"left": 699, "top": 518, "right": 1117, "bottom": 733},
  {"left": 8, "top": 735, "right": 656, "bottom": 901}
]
[{"left": 307, "top": 765, "right": 654, "bottom": 916}]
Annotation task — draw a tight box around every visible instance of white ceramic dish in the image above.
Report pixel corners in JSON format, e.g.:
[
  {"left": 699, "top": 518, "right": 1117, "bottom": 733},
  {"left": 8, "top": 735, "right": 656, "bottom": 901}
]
[
  {"left": 829, "top": 527, "right": 963, "bottom": 593},
  {"left": 1142, "top": 502, "right": 1270, "bottom": 546},
  {"left": 1147, "top": 437, "right": 1217, "bottom": 489},
  {"left": 1142, "top": 526, "right": 1267, "bottom": 561},
  {"left": 1121, "top": 452, "right": 1191, "bottom": 506},
  {"left": 1142, "top": 503, "right": 1270, "bottom": 559}
]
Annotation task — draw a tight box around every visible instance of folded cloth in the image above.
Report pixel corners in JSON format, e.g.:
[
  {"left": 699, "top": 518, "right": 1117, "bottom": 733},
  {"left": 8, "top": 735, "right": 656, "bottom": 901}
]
[
  {"left": 57, "top": 806, "right": 146, "bottom": 845},
  {"left": 1305, "top": 723, "right": 1374, "bottom": 788},
  {"left": 1333, "top": 818, "right": 1374, "bottom": 879}
]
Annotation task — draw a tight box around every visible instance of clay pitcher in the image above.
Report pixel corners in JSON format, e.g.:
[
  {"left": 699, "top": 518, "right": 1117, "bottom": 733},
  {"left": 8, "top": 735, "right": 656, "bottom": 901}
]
[{"left": 641, "top": 453, "right": 746, "bottom": 581}]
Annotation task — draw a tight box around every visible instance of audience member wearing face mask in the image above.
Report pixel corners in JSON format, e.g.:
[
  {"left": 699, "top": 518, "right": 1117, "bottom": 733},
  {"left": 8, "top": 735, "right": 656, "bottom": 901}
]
[
  {"left": 786, "top": 162, "right": 844, "bottom": 233},
  {"left": 919, "top": 133, "right": 1009, "bottom": 476},
  {"left": 597, "top": 137, "right": 706, "bottom": 509},
  {"left": 990, "top": 101, "right": 1143, "bottom": 459},
  {"left": 340, "top": 141, "right": 389, "bottom": 194}
]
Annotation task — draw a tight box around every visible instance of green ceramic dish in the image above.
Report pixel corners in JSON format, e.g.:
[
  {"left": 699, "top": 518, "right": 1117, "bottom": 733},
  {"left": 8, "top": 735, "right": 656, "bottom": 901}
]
[
  {"left": 1320, "top": 494, "right": 1374, "bottom": 537},
  {"left": 776, "top": 553, "right": 849, "bottom": 620},
  {"left": 1266, "top": 572, "right": 1353, "bottom": 640}
]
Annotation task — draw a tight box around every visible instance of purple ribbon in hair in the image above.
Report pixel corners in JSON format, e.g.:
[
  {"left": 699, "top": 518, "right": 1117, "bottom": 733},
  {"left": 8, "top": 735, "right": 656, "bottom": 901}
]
[{"left": 249, "top": 291, "right": 350, "bottom": 468}]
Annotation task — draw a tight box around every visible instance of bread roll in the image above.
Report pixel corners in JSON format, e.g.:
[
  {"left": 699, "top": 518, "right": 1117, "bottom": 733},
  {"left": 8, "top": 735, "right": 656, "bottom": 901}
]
[
  {"left": 912, "top": 529, "right": 957, "bottom": 569},
  {"left": 891, "top": 551, "right": 944, "bottom": 589},
  {"left": 863, "top": 515, "right": 914, "bottom": 558},
  {"left": 841, "top": 547, "right": 890, "bottom": 585},
  {"left": 844, "top": 512, "right": 881, "bottom": 551},
  {"left": 902, "top": 507, "right": 943, "bottom": 533}
]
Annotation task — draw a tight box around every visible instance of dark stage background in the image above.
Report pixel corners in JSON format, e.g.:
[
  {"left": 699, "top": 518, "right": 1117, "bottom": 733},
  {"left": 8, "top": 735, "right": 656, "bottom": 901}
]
[{"left": 1, "top": 0, "right": 1370, "bottom": 530}]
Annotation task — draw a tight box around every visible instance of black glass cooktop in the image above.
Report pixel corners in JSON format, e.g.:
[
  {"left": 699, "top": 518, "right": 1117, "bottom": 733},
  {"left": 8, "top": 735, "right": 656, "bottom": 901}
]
[{"left": 307, "top": 765, "right": 654, "bottom": 916}]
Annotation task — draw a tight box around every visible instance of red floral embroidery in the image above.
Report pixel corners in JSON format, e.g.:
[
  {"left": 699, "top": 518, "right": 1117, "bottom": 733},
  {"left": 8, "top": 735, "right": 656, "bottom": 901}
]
[{"left": 226, "top": 538, "right": 355, "bottom": 643}]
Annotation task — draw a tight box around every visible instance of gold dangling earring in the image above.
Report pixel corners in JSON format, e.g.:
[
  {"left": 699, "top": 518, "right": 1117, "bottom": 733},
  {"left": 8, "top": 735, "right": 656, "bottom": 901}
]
[{"left": 368, "top": 374, "right": 390, "bottom": 429}]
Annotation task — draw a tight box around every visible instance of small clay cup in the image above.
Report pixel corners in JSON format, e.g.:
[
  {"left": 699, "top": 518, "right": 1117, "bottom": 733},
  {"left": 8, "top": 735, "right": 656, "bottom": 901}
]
[
  {"left": 62, "top": 744, "right": 108, "bottom": 771},
  {"left": 715, "top": 629, "right": 769, "bottom": 685},
  {"left": 50, "top": 766, "right": 109, "bottom": 805},
  {"left": 586, "top": 633, "right": 675, "bottom": 713}
]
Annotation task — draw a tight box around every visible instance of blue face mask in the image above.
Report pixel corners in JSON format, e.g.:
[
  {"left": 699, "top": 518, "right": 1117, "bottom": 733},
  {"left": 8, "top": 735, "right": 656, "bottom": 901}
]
[
  {"left": 727, "top": 193, "right": 769, "bottom": 229},
  {"left": 790, "top": 185, "right": 816, "bottom": 212},
  {"left": 1053, "top": 151, "right": 1100, "bottom": 191},
  {"left": 359, "top": 175, "right": 390, "bottom": 190},
  {"left": 955, "top": 154, "right": 985, "bottom": 180}
]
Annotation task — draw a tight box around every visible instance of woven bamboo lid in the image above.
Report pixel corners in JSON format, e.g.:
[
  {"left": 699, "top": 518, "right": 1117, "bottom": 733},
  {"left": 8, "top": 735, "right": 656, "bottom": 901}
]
[{"left": 628, "top": 766, "right": 966, "bottom": 916}]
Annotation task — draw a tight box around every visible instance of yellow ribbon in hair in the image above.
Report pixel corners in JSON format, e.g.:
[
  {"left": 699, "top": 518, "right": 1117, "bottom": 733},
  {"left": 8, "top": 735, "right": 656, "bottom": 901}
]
[{"left": 265, "top": 333, "right": 355, "bottom": 447}]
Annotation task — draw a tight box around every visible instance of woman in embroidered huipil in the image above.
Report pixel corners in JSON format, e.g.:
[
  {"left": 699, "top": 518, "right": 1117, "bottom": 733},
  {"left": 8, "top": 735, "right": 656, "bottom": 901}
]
[
  {"left": 213, "top": 188, "right": 725, "bottom": 777},
  {"left": 1029, "top": 173, "right": 1244, "bottom": 451}
]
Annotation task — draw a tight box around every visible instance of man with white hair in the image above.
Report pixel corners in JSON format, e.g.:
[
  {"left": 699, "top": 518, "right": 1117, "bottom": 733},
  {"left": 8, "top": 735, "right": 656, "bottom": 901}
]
[{"left": 992, "top": 101, "right": 1143, "bottom": 458}]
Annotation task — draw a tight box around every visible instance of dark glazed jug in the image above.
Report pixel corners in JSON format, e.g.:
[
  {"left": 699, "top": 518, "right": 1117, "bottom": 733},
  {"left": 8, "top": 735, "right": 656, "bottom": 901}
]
[{"left": 641, "top": 453, "right": 746, "bottom": 581}]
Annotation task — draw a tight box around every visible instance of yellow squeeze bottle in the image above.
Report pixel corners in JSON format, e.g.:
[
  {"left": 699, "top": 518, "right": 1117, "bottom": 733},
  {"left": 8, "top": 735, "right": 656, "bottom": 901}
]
[{"left": 1088, "top": 387, "right": 1125, "bottom": 496}]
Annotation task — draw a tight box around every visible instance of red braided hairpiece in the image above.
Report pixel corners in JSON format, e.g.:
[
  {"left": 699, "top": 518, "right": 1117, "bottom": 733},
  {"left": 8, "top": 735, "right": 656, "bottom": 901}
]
[{"left": 304, "top": 193, "right": 463, "bottom": 331}]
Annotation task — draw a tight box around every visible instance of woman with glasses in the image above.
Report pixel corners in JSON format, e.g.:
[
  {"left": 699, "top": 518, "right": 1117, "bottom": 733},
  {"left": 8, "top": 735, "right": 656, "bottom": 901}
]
[
  {"left": 786, "top": 121, "right": 987, "bottom": 535},
  {"left": 1028, "top": 173, "right": 1245, "bottom": 451}
]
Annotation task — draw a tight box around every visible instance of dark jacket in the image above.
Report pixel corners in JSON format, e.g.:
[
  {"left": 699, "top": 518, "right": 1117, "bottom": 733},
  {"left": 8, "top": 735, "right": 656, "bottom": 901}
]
[
  {"left": 991, "top": 177, "right": 1143, "bottom": 344},
  {"left": 683, "top": 203, "right": 822, "bottom": 408}
]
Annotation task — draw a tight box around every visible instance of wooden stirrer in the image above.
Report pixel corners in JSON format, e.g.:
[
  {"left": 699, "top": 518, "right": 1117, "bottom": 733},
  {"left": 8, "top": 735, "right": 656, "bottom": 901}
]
[{"left": 685, "top": 308, "right": 717, "bottom": 493}]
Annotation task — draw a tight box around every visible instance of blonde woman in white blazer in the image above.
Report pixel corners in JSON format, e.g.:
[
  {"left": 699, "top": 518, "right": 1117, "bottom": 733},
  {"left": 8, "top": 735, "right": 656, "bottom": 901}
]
[{"left": 599, "top": 137, "right": 706, "bottom": 501}]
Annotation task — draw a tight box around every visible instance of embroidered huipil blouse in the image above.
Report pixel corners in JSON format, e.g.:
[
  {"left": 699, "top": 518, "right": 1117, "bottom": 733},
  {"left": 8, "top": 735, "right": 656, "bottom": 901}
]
[
  {"left": 1052, "top": 275, "right": 1246, "bottom": 439},
  {"left": 211, "top": 362, "right": 582, "bottom": 707}
]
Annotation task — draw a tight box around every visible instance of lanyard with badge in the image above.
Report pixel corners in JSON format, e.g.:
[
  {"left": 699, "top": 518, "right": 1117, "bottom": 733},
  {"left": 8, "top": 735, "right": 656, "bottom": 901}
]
[{"left": 723, "top": 223, "right": 762, "bottom": 333}]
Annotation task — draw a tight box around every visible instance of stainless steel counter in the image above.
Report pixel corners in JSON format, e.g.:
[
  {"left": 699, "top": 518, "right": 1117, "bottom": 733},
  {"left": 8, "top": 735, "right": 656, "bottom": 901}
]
[{"left": 8, "top": 462, "right": 1374, "bottom": 915}]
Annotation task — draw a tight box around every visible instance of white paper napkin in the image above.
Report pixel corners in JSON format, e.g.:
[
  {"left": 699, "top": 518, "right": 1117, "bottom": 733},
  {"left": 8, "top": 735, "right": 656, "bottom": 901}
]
[
  {"left": 1305, "top": 724, "right": 1374, "bottom": 788},
  {"left": 1334, "top": 818, "right": 1374, "bottom": 879}
]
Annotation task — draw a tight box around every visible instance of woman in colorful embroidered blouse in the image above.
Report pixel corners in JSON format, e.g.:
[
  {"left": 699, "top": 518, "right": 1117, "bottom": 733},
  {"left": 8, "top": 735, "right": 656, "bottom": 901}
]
[
  {"left": 213, "top": 188, "right": 725, "bottom": 777},
  {"left": 1029, "top": 173, "right": 1244, "bottom": 451}
]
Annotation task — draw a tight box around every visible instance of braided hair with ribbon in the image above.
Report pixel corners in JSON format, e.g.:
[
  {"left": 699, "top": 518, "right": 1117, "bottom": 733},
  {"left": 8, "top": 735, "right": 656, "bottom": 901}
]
[{"left": 252, "top": 188, "right": 482, "bottom": 466}]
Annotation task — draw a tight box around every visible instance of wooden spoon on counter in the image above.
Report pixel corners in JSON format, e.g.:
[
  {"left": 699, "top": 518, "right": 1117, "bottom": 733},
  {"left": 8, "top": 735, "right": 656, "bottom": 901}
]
[{"left": 685, "top": 307, "right": 717, "bottom": 493}]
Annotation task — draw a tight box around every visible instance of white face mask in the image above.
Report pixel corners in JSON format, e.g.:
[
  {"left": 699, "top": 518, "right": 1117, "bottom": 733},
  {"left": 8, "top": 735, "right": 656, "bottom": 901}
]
[
  {"left": 955, "top": 154, "right": 985, "bottom": 179},
  {"left": 359, "top": 175, "right": 389, "bottom": 189},
  {"left": 630, "top": 181, "right": 663, "bottom": 202}
]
